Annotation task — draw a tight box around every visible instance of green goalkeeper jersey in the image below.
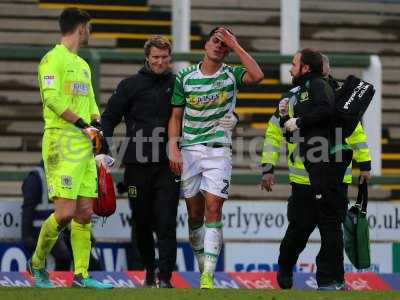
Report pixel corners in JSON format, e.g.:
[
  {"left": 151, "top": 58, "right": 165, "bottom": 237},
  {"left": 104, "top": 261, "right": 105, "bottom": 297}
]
[
  {"left": 38, "top": 44, "right": 99, "bottom": 131},
  {"left": 171, "top": 63, "right": 246, "bottom": 147}
]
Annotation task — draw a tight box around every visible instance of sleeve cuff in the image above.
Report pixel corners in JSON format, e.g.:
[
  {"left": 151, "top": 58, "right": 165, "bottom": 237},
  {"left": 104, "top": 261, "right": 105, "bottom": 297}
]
[
  {"left": 49, "top": 102, "right": 69, "bottom": 116},
  {"left": 358, "top": 160, "right": 371, "bottom": 171},
  {"left": 261, "top": 163, "right": 274, "bottom": 175}
]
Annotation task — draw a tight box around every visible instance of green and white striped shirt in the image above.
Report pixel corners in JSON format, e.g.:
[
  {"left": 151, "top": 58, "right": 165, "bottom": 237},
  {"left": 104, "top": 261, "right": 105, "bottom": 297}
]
[{"left": 171, "top": 63, "right": 246, "bottom": 147}]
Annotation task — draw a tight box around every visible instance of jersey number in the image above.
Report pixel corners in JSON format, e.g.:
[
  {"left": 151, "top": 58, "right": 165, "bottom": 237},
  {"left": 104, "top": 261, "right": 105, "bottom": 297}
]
[{"left": 221, "top": 179, "right": 229, "bottom": 195}]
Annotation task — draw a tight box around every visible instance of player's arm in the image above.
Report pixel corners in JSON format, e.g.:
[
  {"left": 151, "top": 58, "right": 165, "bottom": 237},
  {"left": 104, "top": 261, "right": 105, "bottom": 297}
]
[
  {"left": 39, "top": 55, "right": 101, "bottom": 147},
  {"left": 168, "top": 72, "right": 186, "bottom": 175},
  {"left": 88, "top": 69, "right": 101, "bottom": 128},
  {"left": 168, "top": 107, "right": 184, "bottom": 175},
  {"left": 39, "top": 56, "right": 79, "bottom": 123},
  {"left": 215, "top": 28, "right": 264, "bottom": 85}
]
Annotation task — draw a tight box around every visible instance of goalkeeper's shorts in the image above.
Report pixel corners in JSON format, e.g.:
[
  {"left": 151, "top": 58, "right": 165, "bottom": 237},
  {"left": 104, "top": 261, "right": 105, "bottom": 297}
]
[{"left": 42, "top": 128, "right": 97, "bottom": 200}]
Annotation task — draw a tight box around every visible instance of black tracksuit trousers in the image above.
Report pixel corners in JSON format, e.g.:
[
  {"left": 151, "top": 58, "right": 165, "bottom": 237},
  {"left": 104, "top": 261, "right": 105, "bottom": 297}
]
[
  {"left": 125, "top": 163, "right": 179, "bottom": 281},
  {"left": 278, "top": 151, "right": 352, "bottom": 286}
]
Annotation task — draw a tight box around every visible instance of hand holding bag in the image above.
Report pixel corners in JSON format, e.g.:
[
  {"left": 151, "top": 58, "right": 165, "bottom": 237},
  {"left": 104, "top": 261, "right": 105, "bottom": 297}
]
[{"left": 343, "top": 180, "right": 371, "bottom": 269}]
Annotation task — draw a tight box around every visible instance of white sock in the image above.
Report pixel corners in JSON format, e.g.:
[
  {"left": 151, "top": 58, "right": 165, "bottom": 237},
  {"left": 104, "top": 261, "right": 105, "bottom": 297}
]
[
  {"left": 188, "top": 219, "right": 205, "bottom": 273},
  {"left": 203, "top": 222, "right": 223, "bottom": 276}
]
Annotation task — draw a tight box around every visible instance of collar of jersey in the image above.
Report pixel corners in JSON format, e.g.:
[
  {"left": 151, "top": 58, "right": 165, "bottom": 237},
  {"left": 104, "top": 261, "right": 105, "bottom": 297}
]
[
  {"left": 197, "top": 62, "right": 225, "bottom": 78},
  {"left": 57, "top": 44, "right": 77, "bottom": 58}
]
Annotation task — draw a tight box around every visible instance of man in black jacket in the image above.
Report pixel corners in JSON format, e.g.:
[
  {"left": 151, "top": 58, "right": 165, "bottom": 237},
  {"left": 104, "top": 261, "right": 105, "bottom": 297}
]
[
  {"left": 280, "top": 49, "right": 352, "bottom": 290},
  {"left": 100, "top": 36, "right": 179, "bottom": 288}
]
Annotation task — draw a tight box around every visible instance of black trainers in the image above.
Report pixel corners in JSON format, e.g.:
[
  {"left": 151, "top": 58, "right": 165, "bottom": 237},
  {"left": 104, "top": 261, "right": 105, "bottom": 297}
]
[
  {"left": 318, "top": 281, "right": 347, "bottom": 291},
  {"left": 277, "top": 271, "right": 293, "bottom": 289},
  {"left": 158, "top": 279, "right": 173, "bottom": 288},
  {"left": 143, "top": 271, "right": 156, "bottom": 288}
]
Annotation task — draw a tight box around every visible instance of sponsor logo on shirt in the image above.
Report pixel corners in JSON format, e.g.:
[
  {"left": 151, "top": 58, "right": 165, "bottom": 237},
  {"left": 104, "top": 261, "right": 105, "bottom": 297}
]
[
  {"left": 188, "top": 91, "right": 228, "bottom": 108},
  {"left": 64, "top": 81, "right": 89, "bottom": 96},
  {"left": 193, "top": 93, "right": 219, "bottom": 105},
  {"left": 43, "top": 75, "right": 55, "bottom": 87},
  {"left": 300, "top": 91, "right": 309, "bottom": 102}
]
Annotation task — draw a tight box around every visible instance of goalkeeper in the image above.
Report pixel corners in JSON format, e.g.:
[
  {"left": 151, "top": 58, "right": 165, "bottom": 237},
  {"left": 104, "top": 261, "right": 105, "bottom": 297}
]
[{"left": 27, "top": 7, "right": 112, "bottom": 289}]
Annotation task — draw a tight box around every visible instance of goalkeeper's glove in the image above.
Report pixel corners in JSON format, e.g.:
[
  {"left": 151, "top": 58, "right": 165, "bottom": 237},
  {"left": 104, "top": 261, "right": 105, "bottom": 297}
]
[
  {"left": 90, "top": 119, "right": 102, "bottom": 131},
  {"left": 74, "top": 118, "right": 103, "bottom": 155}
]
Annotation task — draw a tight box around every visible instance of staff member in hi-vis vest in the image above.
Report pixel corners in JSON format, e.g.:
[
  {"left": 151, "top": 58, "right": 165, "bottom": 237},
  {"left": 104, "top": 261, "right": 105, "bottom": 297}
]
[{"left": 261, "top": 51, "right": 371, "bottom": 291}]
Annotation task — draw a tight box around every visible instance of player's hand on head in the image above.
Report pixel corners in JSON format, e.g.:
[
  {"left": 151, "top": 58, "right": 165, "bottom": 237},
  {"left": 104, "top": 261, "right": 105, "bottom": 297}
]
[{"left": 215, "top": 28, "right": 238, "bottom": 50}]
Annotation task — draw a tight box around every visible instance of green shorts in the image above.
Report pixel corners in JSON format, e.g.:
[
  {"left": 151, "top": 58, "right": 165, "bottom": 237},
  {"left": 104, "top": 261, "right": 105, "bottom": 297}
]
[{"left": 42, "top": 128, "right": 97, "bottom": 200}]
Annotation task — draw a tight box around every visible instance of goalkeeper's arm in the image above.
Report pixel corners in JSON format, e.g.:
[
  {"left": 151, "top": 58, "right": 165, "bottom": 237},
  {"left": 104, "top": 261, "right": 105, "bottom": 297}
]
[{"left": 60, "top": 109, "right": 103, "bottom": 154}]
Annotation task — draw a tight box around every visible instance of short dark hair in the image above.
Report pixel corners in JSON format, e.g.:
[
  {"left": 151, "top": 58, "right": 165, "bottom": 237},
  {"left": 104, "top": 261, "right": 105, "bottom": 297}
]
[
  {"left": 59, "top": 7, "right": 91, "bottom": 35},
  {"left": 144, "top": 35, "right": 172, "bottom": 57},
  {"left": 206, "top": 26, "right": 234, "bottom": 41},
  {"left": 299, "top": 48, "right": 323, "bottom": 75}
]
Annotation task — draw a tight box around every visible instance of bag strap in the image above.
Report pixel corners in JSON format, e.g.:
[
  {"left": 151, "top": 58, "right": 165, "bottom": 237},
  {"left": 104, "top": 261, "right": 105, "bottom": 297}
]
[{"left": 356, "top": 179, "right": 368, "bottom": 214}]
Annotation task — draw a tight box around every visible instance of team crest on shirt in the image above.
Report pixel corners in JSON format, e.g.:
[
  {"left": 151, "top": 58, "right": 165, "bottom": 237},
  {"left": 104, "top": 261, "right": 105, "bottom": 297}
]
[
  {"left": 48, "top": 185, "right": 54, "bottom": 194},
  {"left": 61, "top": 175, "right": 72, "bottom": 187},
  {"left": 300, "top": 91, "right": 309, "bottom": 102},
  {"left": 83, "top": 69, "right": 90, "bottom": 79},
  {"left": 128, "top": 186, "right": 137, "bottom": 198},
  {"left": 212, "top": 80, "right": 224, "bottom": 89}
]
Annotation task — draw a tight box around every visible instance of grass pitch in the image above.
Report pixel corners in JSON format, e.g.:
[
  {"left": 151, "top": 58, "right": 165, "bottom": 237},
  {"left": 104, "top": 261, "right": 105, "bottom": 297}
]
[{"left": 1, "top": 288, "right": 400, "bottom": 300}]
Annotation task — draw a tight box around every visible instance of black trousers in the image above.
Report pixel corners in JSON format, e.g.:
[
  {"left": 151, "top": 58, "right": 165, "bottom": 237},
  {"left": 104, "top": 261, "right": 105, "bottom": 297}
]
[
  {"left": 125, "top": 163, "right": 179, "bottom": 281},
  {"left": 279, "top": 151, "right": 351, "bottom": 286}
]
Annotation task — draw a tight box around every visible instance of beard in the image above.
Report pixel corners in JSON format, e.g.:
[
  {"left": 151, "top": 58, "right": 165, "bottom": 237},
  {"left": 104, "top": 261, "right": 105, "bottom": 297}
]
[{"left": 291, "top": 73, "right": 302, "bottom": 86}]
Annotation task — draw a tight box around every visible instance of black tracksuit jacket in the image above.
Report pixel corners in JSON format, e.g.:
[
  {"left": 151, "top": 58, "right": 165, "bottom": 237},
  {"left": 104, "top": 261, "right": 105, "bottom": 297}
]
[{"left": 101, "top": 64, "right": 175, "bottom": 164}]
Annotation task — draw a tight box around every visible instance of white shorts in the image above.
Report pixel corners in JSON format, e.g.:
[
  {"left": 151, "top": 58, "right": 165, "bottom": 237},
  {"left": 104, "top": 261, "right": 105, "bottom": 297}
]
[{"left": 181, "top": 144, "right": 232, "bottom": 199}]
